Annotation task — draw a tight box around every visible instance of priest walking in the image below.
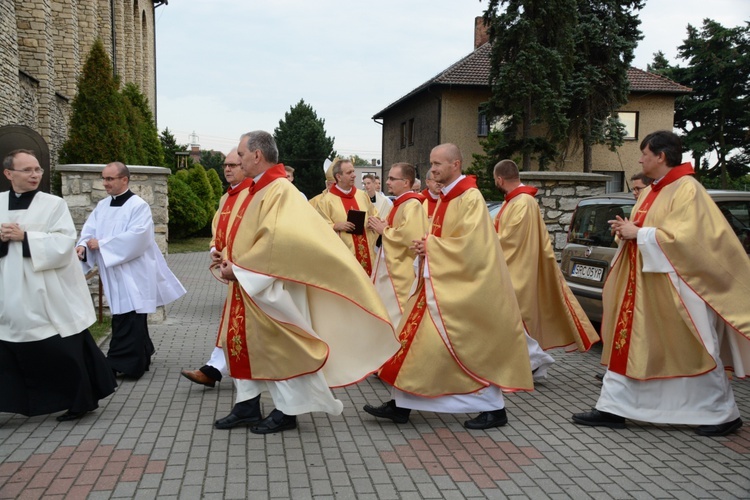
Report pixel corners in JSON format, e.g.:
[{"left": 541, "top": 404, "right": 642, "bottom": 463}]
[
  {"left": 77, "top": 162, "right": 185, "bottom": 379},
  {"left": 1, "top": 150, "right": 116, "bottom": 421}
]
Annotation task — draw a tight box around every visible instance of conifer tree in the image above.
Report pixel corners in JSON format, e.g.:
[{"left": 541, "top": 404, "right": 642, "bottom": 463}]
[
  {"left": 274, "top": 99, "right": 336, "bottom": 198},
  {"left": 60, "top": 39, "right": 130, "bottom": 164},
  {"left": 122, "top": 82, "right": 164, "bottom": 166}
]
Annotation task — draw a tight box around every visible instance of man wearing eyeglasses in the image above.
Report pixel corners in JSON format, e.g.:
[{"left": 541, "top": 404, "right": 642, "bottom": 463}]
[
  {"left": 1, "top": 149, "right": 116, "bottom": 422},
  {"left": 630, "top": 172, "right": 652, "bottom": 200},
  {"left": 77, "top": 162, "right": 185, "bottom": 380},
  {"left": 181, "top": 149, "right": 252, "bottom": 390},
  {"left": 367, "top": 163, "right": 428, "bottom": 326}
]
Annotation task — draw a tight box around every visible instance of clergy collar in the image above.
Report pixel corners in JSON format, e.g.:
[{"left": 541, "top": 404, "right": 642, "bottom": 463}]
[
  {"left": 336, "top": 185, "right": 353, "bottom": 195},
  {"left": 441, "top": 175, "right": 466, "bottom": 196},
  {"left": 110, "top": 189, "right": 135, "bottom": 207},
  {"left": 395, "top": 191, "right": 413, "bottom": 201},
  {"left": 8, "top": 189, "right": 39, "bottom": 210}
]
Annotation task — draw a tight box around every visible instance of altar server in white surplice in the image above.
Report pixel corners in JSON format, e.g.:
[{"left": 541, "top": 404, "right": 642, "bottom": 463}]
[
  {"left": 1, "top": 149, "right": 116, "bottom": 422},
  {"left": 77, "top": 162, "right": 185, "bottom": 380}
]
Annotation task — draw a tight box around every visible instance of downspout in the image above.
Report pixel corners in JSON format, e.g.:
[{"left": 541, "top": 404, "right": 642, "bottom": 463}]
[
  {"left": 373, "top": 118, "right": 383, "bottom": 178},
  {"left": 110, "top": 0, "right": 116, "bottom": 76}
]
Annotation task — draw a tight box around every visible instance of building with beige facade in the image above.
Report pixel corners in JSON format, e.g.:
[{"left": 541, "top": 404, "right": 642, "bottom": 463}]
[{"left": 373, "top": 18, "right": 691, "bottom": 192}]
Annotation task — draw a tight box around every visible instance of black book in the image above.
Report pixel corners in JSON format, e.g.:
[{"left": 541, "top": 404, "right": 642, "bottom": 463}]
[{"left": 346, "top": 210, "right": 366, "bottom": 235}]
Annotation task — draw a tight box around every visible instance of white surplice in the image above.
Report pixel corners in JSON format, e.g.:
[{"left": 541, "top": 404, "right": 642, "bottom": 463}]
[
  {"left": 78, "top": 193, "right": 185, "bottom": 314},
  {"left": 0, "top": 192, "right": 95, "bottom": 342},
  {"left": 596, "top": 227, "right": 744, "bottom": 425}
]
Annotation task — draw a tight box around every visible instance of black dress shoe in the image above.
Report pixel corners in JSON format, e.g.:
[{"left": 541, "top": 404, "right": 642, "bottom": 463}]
[
  {"left": 595, "top": 372, "right": 605, "bottom": 381},
  {"left": 215, "top": 413, "right": 262, "bottom": 429},
  {"left": 56, "top": 410, "right": 89, "bottom": 422},
  {"left": 696, "top": 417, "right": 743, "bottom": 437},
  {"left": 572, "top": 409, "right": 626, "bottom": 429},
  {"left": 363, "top": 400, "right": 411, "bottom": 424},
  {"left": 215, "top": 397, "right": 262, "bottom": 429},
  {"left": 464, "top": 409, "right": 508, "bottom": 430},
  {"left": 250, "top": 409, "right": 297, "bottom": 434}
]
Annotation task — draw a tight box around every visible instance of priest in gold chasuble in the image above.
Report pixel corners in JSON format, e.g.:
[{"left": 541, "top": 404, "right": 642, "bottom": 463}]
[
  {"left": 573, "top": 131, "right": 750, "bottom": 437},
  {"left": 315, "top": 158, "right": 379, "bottom": 275},
  {"left": 180, "top": 149, "right": 253, "bottom": 389},
  {"left": 215, "top": 131, "right": 398, "bottom": 434},
  {"left": 369, "top": 163, "right": 428, "bottom": 326},
  {"left": 493, "top": 160, "right": 599, "bottom": 379},
  {"left": 363, "top": 144, "right": 532, "bottom": 431}
]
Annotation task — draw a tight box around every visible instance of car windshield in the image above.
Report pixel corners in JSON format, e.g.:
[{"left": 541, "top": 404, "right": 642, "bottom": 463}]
[
  {"left": 568, "top": 202, "right": 634, "bottom": 247},
  {"left": 716, "top": 200, "right": 750, "bottom": 255}
]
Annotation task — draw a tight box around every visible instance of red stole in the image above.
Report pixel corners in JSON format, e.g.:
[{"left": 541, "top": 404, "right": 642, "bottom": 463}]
[
  {"left": 421, "top": 188, "right": 439, "bottom": 218},
  {"left": 609, "top": 163, "right": 695, "bottom": 374},
  {"left": 494, "top": 185, "right": 538, "bottom": 232},
  {"left": 328, "top": 184, "right": 373, "bottom": 275},
  {"left": 431, "top": 176, "right": 478, "bottom": 237},
  {"left": 387, "top": 192, "right": 424, "bottom": 226},
  {"left": 215, "top": 177, "right": 254, "bottom": 252},
  {"left": 221, "top": 164, "right": 287, "bottom": 379}
]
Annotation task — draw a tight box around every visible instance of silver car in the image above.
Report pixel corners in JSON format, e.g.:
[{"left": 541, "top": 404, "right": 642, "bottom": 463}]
[{"left": 560, "top": 190, "right": 750, "bottom": 324}]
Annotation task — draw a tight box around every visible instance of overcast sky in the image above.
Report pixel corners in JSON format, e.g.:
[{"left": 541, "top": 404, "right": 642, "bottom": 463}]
[{"left": 154, "top": 0, "right": 749, "bottom": 159}]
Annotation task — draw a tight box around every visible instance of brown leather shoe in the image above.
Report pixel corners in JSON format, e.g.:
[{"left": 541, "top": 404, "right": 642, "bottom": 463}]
[{"left": 180, "top": 369, "right": 216, "bottom": 388}]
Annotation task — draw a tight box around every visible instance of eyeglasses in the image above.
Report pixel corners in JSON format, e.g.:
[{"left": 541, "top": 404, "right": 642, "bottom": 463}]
[
  {"left": 223, "top": 163, "right": 242, "bottom": 169},
  {"left": 101, "top": 176, "right": 124, "bottom": 182},
  {"left": 632, "top": 187, "right": 643, "bottom": 193},
  {"left": 387, "top": 176, "right": 405, "bottom": 182},
  {"left": 10, "top": 168, "right": 43, "bottom": 175}
]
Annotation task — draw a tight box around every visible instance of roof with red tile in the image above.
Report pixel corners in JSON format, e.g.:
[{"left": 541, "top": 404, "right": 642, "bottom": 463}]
[{"left": 373, "top": 43, "right": 692, "bottom": 118}]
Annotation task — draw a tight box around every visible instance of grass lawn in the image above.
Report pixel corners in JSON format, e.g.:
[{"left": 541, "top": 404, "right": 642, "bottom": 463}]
[
  {"left": 88, "top": 316, "right": 112, "bottom": 343},
  {"left": 168, "top": 237, "right": 211, "bottom": 254}
]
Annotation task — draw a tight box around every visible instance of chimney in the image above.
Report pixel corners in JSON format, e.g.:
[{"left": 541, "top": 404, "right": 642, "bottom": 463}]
[{"left": 474, "top": 16, "right": 489, "bottom": 49}]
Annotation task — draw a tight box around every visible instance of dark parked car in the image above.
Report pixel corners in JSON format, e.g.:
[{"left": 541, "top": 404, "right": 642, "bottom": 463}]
[{"left": 560, "top": 190, "right": 750, "bottom": 323}]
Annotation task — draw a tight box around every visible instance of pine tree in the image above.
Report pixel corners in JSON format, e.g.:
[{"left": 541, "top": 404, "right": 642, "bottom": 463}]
[
  {"left": 60, "top": 39, "right": 130, "bottom": 164},
  {"left": 483, "top": 0, "right": 578, "bottom": 171},
  {"left": 564, "top": 0, "right": 644, "bottom": 172},
  {"left": 274, "top": 99, "right": 336, "bottom": 198},
  {"left": 122, "top": 82, "right": 164, "bottom": 166}
]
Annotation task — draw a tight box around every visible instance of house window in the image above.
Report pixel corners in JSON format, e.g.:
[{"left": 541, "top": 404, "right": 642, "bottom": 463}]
[
  {"left": 407, "top": 118, "right": 415, "bottom": 146},
  {"left": 400, "top": 122, "right": 407, "bottom": 149},
  {"left": 478, "top": 108, "right": 489, "bottom": 137},
  {"left": 593, "top": 171, "right": 624, "bottom": 193},
  {"left": 616, "top": 111, "right": 639, "bottom": 141}
]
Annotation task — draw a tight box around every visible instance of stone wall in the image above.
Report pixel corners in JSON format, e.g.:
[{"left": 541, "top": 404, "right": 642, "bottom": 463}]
[
  {"left": 519, "top": 172, "right": 609, "bottom": 258},
  {"left": 57, "top": 163, "right": 172, "bottom": 321},
  {"left": 1, "top": 1, "right": 158, "bottom": 168}
]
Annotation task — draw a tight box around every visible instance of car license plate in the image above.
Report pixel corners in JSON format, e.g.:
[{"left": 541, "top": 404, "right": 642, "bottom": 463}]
[{"left": 571, "top": 263, "right": 604, "bottom": 282}]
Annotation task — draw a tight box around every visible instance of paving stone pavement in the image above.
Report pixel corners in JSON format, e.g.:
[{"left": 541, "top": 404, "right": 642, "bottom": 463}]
[{"left": 2, "top": 251, "right": 750, "bottom": 499}]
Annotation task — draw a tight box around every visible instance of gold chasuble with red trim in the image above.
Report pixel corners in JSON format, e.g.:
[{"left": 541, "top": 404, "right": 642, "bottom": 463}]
[
  {"left": 315, "top": 185, "right": 378, "bottom": 275},
  {"left": 379, "top": 176, "right": 533, "bottom": 396},
  {"left": 372, "top": 193, "right": 428, "bottom": 323},
  {"left": 601, "top": 163, "right": 750, "bottom": 380},
  {"left": 495, "top": 186, "right": 599, "bottom": 352},
  {"left": 218, "top": 165, "right": 399, "bottom": 386}
]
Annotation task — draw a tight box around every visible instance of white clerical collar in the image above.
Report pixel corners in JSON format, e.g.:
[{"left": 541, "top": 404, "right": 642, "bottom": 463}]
[
  {"left": 111, "top": 189, "right": 130, "bottom": 199},
  {"left": 427, "top": 190, "right": 439, "bottom": 200},
  {"left": 230, "top": 182, "right": 242, "bottom": 189},
  {"left": 337, "top": 185, "right": 352, "bottom": 195},
  {"left": 395, "top": 191, "right": 412, "bottom": 200},
  {"left": 441, "top": 175, "right": 466, "bottom": 196}
]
